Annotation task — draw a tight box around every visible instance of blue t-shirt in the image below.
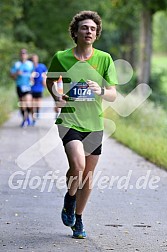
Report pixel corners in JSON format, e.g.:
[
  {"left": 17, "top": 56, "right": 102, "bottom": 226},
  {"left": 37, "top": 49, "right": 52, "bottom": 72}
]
[
  {"left": 10, "top": 60, "right": 34, "bottom": 91},
  {"left": 31, "top": 63, "right": 48, "bottom": 93}
]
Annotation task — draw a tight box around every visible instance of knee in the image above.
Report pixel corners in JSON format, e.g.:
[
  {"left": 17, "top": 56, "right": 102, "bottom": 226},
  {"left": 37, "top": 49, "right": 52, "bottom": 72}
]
[{"left": 70, "top": 158, "right": 85, "bottom": 173}]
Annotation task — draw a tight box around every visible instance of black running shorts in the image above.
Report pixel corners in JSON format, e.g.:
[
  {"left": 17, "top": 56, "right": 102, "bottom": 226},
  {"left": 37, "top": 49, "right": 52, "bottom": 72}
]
[
  {"left": 16, "top": 86, "right": 31, "bottom": 98},
  {"left": 58, "top": 125, "right": 103, "bottom": 155},
  {"left": 32, "top": 92, "right": 43, "bottom": 98}
]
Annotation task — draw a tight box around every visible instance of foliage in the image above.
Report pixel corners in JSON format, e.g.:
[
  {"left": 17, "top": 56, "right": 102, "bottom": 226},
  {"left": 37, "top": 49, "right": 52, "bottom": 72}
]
[
  {"left": 10, "top": 0, "right": 141, "bottom": 62},
  {"left": 149, "top": 68, "right": 167, "bottom": 108},
  {"left": 18, "top": 0, "right": 98, "bottom": 55},
  {"left": 150, "top": 53, "right": 167, "bottom": 108},
  {"left": 14, "top": 22, "right": 36, "bottom": 42},
  {"left": 95, "top": 0, "right": 140, "bottom": 67},
  {"left": 136, "top": 0, "right": 167, "bottom": 89},
  {"left": 140, "top": 0, "right": 167, "bottom": 13},
  {"left": 116, "top": 72, "right": 137, "bottom": 95},
  {"left": 0, "top": 0, "right": 23, "bottom": 36},
  {"left": 153, "top": 11, "right": 167, "bottom": 53}
]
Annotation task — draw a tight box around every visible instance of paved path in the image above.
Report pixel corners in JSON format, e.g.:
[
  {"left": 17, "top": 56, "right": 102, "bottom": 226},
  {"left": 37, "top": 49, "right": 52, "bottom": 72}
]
[{"left": 0, "top": 99, "right": 167, "bottom": 252}]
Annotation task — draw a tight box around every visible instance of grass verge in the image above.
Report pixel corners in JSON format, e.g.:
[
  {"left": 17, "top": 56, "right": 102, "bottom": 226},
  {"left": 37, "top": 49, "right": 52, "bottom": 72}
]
[
  {"left": 104, "top": 98, "right": 167, "bottom": 170},
  {"left": 0, "top": 85, "right": 17, "bottom": 126}
]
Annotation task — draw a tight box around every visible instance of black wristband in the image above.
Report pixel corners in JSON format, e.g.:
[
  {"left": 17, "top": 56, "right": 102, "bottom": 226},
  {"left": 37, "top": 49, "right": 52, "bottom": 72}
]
[{"left": 99, "top": 87, "right": 105, "bottom": 96}]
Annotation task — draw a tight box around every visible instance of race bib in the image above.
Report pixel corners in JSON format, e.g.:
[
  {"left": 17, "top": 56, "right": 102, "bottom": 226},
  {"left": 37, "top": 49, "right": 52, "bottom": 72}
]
[
  {"left": 20, "top": 85, "right": 31, "bottom": 92},
  {"left": 69, "top": 82, "right": 95, "bottom": 101}
]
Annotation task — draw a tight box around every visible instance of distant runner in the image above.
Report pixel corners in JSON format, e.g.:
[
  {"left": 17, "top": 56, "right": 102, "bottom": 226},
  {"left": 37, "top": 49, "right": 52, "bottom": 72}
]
[
  {"left": 10, "top": 49, "right": 34, "bottom": 127},
  {"left": 31, "top": 54, "right": 47, "bottom": 125}
]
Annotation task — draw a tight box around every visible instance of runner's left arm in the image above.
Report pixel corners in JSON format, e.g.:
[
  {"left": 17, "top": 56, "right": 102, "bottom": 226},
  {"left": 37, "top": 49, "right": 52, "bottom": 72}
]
[{"left": 87, "top": 80, "right": 117, "bottom": 102}]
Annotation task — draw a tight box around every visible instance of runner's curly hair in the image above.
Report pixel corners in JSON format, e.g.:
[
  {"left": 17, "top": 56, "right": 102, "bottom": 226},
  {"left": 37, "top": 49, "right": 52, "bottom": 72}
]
[{"left": 69, "top": 10, "right": 102, "bottom": 43}]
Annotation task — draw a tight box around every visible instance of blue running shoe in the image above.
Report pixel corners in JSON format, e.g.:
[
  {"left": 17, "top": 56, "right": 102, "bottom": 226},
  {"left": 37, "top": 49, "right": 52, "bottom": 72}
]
[
  {"left": 27, "top": 117, "right": 31, "bottom": 126},
  {"left": 20, "top": 119, "right": 27, "bottom": 128},
  {"left": 61, "top": 194, "right": 76, "bottom": 227},
  {"left": 31, "top": 119, "right": 36, "bottom": 126},
  {"left": 71, "top": 218, "right": 87, "bottom": 239}
]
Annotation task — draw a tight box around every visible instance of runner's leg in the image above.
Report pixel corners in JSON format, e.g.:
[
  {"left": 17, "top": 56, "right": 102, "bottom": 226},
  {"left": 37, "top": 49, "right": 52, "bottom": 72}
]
[
  {"left": 76, "top": 154, "right": 99, "bottom": 214},
  {"left": 36, "top": 97, "right": 42, "bottom": 116},
  {"left": 20, "top": 96, "right": 27, "bottom": 120},
  {"left": 65, "top": 140, "right": 85, "bottom": 196},
  {"left": 25, "top": 93, "right": 33, "bottom": 122}
]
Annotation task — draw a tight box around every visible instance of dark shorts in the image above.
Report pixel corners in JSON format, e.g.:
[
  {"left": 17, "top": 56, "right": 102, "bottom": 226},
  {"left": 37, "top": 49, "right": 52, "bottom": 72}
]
[
  {"left": 16, "top": 86, "right": 31, "bottom": 98},
  {"left": 32, "top": 92, "right": 43, "bottom": 98},
  {"left": 58, "top": 126, "right": 103, "bottom": 155}
]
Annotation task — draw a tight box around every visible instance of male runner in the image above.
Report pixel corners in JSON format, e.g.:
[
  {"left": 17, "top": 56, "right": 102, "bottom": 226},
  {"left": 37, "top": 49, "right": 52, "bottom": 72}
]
[
  {"left": 31, "top": 54, "right": 47, "bottom": 124},
  {"left": 47, "top": 10, "right": 117, "bottom": 239},
  {"left": 10, "top": 49, "right": 34, "bottom": 127}
]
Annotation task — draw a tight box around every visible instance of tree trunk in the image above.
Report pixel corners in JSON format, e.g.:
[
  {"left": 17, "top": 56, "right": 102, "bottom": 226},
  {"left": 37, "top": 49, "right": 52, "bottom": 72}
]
[
  {"left": 138, "top": 9, "right": 152, "bottom": 94},
  {"left": 121, "top": 31, "right": 137, "bottom": 70}
]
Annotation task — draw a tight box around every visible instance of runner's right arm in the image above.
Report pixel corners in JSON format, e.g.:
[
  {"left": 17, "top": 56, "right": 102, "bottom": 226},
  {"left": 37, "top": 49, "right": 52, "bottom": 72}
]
[{"left": 46, "top": 78, "right": 67, "bottom": 108}]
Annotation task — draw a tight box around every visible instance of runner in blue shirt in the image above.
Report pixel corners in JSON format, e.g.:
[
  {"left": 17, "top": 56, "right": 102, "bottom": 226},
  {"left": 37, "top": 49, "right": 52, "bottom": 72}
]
[
  {"left": 31, "top": 54, "right": 47, "bottom": 124},
  {"left": 10, "top": 49, "right": 34, "bottom": 127}
]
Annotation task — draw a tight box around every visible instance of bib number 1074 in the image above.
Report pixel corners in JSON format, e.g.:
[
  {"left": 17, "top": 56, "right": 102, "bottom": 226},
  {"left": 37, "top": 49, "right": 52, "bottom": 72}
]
[
  {"left": 73, "top": 87, "right": 92, "bottom": 96},
  {"left": 69, "top": 82, "right": 95, "bottom": 101}
]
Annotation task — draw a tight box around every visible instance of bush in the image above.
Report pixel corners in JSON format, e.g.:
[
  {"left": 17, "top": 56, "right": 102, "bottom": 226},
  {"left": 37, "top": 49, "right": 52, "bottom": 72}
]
[
  {"left": 116, "top": 71, "right": 137, "bottom": 95},
  {"left": 149, "top": 69, "right": 167, "bottom": 108}
]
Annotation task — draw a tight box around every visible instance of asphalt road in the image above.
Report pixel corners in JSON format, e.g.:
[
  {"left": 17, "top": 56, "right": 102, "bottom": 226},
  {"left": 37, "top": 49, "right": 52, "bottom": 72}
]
[{"left": 0, "top": 98, "right": 167, "bottom": 252}]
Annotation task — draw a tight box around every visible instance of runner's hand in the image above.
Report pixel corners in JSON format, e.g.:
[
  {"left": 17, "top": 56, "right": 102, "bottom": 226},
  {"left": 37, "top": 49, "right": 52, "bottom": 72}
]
[
  {"left": 17, "top": 70, "right": 23, "bottom": 76},
  {"left": 87, "top": 80, "right": 101, "bottom": 95},
  {"left": 55, "top": 94, "right": 68, "bottom": 108}
]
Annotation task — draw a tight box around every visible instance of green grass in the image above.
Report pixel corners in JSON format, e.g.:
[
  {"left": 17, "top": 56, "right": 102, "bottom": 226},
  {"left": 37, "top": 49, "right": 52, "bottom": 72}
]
[
  {"left": 152, "top": 53, "right": 167, "bottom": 70},
  {"left": 104, "top": 99, "right": 167, "bottom": 170},
  {"left": 152, "top": 53, "right": 167, "bottom": 93},
  {"left": 0, "top": 85, "right": 17, "bottom": 126},
  {"left": 113, "top": 123, "right": 167, "bottom": 168}
]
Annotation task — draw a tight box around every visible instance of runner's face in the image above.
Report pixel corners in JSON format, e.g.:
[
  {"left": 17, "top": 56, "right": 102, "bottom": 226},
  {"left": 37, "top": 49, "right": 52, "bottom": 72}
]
[
  {"left": 20, "top": 52, "right": 28, "bottom": 61},
  {"left": 76, "top": 19, "right": 97, "bottom": 45},
  {"left": 32, "top": 55, "right": 39, "bottom": 64}
]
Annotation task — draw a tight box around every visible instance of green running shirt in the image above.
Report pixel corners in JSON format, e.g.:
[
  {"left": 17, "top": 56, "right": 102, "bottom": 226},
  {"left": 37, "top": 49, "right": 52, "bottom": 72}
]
[{"left": 48, "top": 48, "right": 117, "bottom": 132}]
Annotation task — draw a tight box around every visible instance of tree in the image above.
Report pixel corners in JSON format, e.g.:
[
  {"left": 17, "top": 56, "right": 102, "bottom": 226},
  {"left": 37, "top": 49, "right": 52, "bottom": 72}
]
[
  {"left": 138, "top": 0, "right": 167, "bottom": 94},
  {"left": 0, "top": 0, "right": 23, "bottom": 36},
  {"left": 95, "top": 0, "right": 140, "bottom": 68}
]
